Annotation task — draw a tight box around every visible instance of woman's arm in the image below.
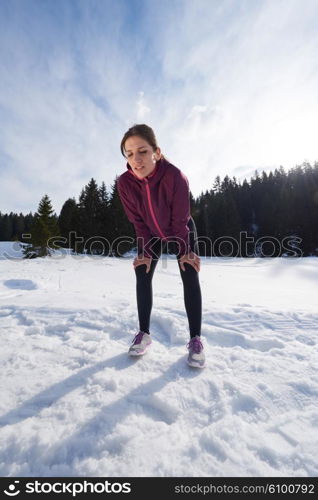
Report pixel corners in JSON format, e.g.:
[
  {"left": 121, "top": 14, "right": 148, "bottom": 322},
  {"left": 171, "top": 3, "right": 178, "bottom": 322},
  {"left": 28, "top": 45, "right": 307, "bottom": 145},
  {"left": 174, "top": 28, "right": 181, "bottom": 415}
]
[
  {"left": 170, "top": 170, "right": 191, "bottom": 255},
  {"left": 170, "top": 171, "right": 201, "bottom": 272},
  {"left": 117, "top": 178, "right": 153, "bottom": 258}
]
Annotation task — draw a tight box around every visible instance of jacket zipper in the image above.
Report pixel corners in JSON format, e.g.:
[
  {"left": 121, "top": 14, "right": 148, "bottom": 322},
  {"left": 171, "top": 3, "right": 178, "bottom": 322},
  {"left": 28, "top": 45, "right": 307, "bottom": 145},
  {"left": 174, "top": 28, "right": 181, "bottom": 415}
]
[
  {"left": 128, "top": 166, "right": 167, "bottom": 239},
  {"left": 144, "top": 179, "right": 167, "bottom": 239}
]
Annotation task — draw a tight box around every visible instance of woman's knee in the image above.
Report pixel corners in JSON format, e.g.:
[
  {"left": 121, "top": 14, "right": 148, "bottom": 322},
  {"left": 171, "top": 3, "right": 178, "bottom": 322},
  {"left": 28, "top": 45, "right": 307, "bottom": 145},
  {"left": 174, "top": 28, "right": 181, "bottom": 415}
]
[
  {"left": 135, "top": 261, "right": 157, "bottom": 282},
  {"left": 178, "top": 262, "right": 200, "bottom": 282}
]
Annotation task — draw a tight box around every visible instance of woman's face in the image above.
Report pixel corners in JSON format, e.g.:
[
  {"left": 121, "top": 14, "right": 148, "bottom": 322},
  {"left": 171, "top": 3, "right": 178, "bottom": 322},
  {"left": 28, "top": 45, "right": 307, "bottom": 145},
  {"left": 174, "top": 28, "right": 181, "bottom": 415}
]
[{"left": 124, "top": 136, "right": 161, "bottom": 179}]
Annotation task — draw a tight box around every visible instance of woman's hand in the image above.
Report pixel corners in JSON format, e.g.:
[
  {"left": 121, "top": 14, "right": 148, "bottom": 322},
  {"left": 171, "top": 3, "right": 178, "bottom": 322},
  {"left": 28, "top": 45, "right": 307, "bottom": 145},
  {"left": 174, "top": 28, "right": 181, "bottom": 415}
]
[
  {"left": 133, "top": 255, "right": 152, "bottom": 273},
  {"left": 179, "top": 251, "right": 201, "bottom": 272}
]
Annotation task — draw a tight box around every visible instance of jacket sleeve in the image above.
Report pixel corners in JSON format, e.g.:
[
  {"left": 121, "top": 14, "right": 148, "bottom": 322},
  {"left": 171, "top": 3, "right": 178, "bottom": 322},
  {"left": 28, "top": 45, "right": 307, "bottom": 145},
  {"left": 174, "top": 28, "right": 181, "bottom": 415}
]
[
  {"left": 117, "top": 178, "right": 153, "bottom": 258},
  {"left": 169, "top": 170, "right": 191, "bottom": 255}
]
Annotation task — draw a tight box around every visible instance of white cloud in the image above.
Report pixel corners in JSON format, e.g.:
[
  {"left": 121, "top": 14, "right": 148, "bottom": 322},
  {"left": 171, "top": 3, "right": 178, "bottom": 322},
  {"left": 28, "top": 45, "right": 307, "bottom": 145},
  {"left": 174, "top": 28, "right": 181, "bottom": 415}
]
[
  {"left": 139, "top": 0, "right": 318, "bottom": 195},
  {"left": 1, "top": 0, "right": 318, "bottom": 213},
  {"left": 136, "top": 91, "right": 151, "bottom": 120},
  {"left": 0, "top": 0, "right": 142, "bottom": 213}
]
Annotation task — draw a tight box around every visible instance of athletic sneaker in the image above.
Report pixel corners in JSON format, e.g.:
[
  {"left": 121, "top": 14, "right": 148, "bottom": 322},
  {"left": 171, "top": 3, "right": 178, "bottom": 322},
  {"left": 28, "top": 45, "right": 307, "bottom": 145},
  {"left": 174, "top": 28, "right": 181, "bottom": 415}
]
[
  {"left": 128, "top": 331, "right": 152, "bottom": 356},
  {"left": 187, "top": 335, "right": 205, "bottom": 368}
]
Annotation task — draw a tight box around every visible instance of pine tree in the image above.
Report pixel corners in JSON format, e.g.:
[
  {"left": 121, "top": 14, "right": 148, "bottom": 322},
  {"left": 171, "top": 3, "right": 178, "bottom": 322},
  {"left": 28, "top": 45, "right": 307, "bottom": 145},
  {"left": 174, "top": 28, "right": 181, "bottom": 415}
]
[
  {"left": 23, "top": 195, "right": 59, "bottom": 258},
  {"left": 0, "top": 214, "right": 12, "bottom": 240},
  {"left": 194, "top": 190, "right": 215, "bottom": 256},
  {"left": 98, "top": 182, "right": 111, "bottom": 254},
  {"left": 58, "top": 198, "right": 78, "bottom": 251},
  {"left": 108, "top": 177, "right": 134, "bottom": 256},
  {"left": 76, "top": 179, "right": 103, "bottom": 254},
  {"left": 13, "top": 213, "right": 25, "bottom": 240},
  {"left": 237, "top": 179, "right": 253, "bottom": 236}
]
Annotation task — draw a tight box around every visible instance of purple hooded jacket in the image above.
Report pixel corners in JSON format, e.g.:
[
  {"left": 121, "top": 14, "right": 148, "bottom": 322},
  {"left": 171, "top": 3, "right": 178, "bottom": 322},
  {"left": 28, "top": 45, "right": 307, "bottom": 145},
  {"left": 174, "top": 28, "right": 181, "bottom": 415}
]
[{"left": 117, "top": 157, "right": 191, "bottom": 258}]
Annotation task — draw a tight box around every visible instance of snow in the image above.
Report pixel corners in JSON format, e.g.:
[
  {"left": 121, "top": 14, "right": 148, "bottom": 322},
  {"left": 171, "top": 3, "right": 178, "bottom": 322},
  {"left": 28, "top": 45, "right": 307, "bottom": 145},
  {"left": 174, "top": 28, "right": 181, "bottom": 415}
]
[{"left": 0, "top": 241, "right": 317, "bottom": 477}]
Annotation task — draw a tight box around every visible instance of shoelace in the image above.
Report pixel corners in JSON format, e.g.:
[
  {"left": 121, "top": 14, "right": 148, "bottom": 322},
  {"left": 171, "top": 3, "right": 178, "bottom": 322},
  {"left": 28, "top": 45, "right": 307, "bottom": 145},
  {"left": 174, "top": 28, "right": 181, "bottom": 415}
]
[
  {"left": 188, "top": 337, "right": 203, "bottom": 353},
  {"left": 132, "top": 332, "right": 145, "bottom": 345}
]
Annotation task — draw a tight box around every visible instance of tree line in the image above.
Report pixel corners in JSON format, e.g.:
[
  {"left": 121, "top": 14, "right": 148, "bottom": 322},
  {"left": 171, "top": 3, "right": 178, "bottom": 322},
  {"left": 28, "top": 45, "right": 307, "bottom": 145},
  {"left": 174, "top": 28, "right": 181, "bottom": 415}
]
[{"left": 0, "top": 161, "right": 317, "bottom": 257}]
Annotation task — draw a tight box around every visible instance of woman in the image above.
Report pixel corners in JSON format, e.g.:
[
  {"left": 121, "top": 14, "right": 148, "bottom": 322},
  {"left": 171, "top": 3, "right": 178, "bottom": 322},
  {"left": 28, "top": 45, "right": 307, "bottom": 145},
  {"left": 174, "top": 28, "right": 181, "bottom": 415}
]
[{"left": 117, "top": 124, "right": 204, "bottom": 368}]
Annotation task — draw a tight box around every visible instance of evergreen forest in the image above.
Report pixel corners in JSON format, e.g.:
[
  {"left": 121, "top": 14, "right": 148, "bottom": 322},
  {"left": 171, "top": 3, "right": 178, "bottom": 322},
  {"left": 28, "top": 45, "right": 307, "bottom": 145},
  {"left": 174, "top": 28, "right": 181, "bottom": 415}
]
[{"left": 1, "top": 161, "right": 317, "bottom": 257}]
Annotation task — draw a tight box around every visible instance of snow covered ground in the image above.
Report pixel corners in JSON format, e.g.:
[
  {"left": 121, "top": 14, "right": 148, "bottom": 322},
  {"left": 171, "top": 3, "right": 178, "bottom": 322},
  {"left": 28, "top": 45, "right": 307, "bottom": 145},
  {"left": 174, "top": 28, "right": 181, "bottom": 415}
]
[{"left": 0, "top": 241, "right": 317, "bottom": 477}]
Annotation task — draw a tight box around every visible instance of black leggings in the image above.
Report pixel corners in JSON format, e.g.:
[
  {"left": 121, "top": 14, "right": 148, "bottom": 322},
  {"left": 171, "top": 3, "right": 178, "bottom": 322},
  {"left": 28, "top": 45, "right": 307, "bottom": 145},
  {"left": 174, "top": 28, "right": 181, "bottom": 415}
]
[{"left": 134, "top": 218, "right": 202, "bottom": 338}]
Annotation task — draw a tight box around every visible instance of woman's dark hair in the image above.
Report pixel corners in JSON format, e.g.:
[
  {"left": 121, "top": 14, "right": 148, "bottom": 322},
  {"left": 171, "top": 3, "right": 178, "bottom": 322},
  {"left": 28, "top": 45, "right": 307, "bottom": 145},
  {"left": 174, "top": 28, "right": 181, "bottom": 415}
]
[{"left": 120, "top": 123, "right": 162, "bottom": 158}]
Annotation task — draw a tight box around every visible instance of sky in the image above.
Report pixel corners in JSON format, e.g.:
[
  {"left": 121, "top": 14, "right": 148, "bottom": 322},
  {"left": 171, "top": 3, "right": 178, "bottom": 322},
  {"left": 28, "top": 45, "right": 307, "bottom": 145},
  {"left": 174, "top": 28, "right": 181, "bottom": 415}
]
[{"left": 0, "top": 0, "right": 318, "bottom": 215}]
